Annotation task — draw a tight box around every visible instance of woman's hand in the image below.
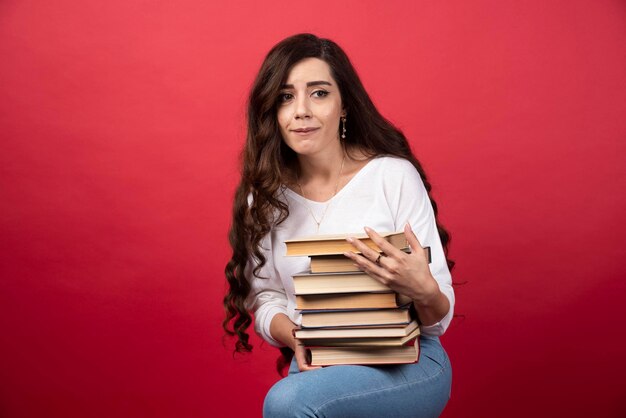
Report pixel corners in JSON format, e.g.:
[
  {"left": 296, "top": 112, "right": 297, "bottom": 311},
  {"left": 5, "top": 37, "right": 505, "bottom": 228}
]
[
  {"left": 293, "top": 338, "right": 321, "bottom": 372},
  {"left": 344, "top": 224, "right": 439, "bottom": 305},
  {"left": 270, "top": 314, "right": 321, "bottom": 372}
]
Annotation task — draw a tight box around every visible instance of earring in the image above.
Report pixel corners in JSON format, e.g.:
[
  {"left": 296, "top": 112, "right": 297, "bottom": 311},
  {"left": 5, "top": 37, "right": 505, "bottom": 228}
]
[{"left": 341, "top": 116, "right": 347, "bottom": 139}]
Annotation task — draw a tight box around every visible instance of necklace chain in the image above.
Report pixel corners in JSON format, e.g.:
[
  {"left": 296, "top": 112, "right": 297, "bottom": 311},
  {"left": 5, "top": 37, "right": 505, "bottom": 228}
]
[{"left": 297, "top": 154, "right": 346, "bottom": 233}]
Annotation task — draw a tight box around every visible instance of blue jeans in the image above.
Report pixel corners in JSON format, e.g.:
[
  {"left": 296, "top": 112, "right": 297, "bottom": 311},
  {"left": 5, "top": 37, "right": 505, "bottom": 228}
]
[{"left": 263, "top": 336, "right": 452, "bottom": 418}]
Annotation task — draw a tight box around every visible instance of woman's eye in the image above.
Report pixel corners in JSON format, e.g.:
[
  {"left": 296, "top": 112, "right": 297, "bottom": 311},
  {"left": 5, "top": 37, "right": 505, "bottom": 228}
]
[
  {"left": 279, "top": 93, "right": 294, "bottom": 103},
  {"left": 312, "top": 90, "right": 329, "bottom": 98}
]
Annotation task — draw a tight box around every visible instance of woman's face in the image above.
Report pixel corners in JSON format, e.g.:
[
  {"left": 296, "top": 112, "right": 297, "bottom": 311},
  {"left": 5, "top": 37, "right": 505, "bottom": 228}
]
[{"left": 277, "top": 58, "right": 345, "bottom": 158}]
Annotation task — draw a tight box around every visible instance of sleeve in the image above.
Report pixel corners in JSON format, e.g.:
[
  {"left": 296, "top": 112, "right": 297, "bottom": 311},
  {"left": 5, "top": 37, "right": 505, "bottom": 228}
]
[
  {"left": 383, "top": 158, "right": 455, "bottom": 336},
  {"left": 243, "top": 215, "right": 289, "bottom": 347}
]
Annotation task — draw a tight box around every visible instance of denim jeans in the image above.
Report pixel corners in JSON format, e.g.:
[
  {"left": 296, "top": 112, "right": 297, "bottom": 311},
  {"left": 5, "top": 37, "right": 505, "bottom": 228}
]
[{"left": 263, "top": 336, "right": 452, "bottom": 418}]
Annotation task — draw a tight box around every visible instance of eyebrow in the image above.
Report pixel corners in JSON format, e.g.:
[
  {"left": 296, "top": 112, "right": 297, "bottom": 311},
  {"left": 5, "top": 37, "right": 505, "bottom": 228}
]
[{"left": 280, "top": 81, "right": 333, "bottom": 89}]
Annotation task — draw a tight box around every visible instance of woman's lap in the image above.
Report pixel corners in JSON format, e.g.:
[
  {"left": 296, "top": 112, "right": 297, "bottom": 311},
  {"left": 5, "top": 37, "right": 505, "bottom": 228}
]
[{"left": 263, "top": 336, "right": 452, "bottom": 418}]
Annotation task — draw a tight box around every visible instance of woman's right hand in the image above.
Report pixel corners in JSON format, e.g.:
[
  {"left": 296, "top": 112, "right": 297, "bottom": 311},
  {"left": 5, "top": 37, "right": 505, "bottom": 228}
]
[
  {"left": 293, "top": 338, "right": 322, "bottom": 372},
  {"left": 269, "top": 314, "right": 322, "bottom": 372}
]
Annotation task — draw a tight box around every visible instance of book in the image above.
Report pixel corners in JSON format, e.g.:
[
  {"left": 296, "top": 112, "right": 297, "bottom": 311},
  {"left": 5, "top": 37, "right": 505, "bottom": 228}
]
[
  {"left": 310, "top": 254, "right": 362, "bottom": 273},
  {"left": 301, "top": 307, "right": 412, "bottom": 328},
  {"left": 310, "top": 247, "right": 429, "bottom": 273},
  {"left": 304, "top": 327, "right": 420, "bottom": 347},
  {"left": 295, "top": 320, "right": 418, "bottom": 340},
  {"left": 293, "top": 271, "right": 391, "bottom": 295},
  {"left": 283, "top": 231, "right": 426, "bottom": 367},
  {"left": 285, "top": 231, "right": 407, "bottom": 257},
  {"left": 296, "top": 292, "right": 413, "bottom": 311},
  {"left": 308, "top": 338, "right": 420, "bottom": 366}
]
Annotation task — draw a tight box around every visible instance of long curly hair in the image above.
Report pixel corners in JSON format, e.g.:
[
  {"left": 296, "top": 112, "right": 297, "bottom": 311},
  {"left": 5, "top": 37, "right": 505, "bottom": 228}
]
[{"left": 223, "top": 33, "right": 454, "bottom": 361}]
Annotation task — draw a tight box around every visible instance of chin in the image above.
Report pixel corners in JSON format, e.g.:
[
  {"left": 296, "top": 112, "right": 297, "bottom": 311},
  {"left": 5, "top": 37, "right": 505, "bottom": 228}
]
[
  {"left": 291, "top": 147, "right": 318, "bottom": 157},
  {"left": 285, "top": 140, "right": 317, "bottom": 155}
]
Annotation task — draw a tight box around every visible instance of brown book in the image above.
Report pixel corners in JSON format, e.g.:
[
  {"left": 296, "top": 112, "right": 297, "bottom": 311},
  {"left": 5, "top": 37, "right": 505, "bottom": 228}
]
[
  {"left": 293, "top": 271, "right": 391, "bottom": 295},
  {"left": 310, "top": 254, "right": 361, "bottom": 273},
  {"left": 285, "top": 231, "right": 407, "bottom": 257},
  {"left": 310, "top": 247, "right": 429, "bottom": 273},
  {"left": 304, "top": 327, "right": 420, "bottom": 348},
  {"left": 301, "top": 307, "right": 412, "bottom": 328},
  {"left": 309, "top": 338, "right": 420, "bottom": 366},
  {"left": 295, "top": 320, "right": 418, "bottom": 340},
  {"left": 296, "top": 292, "right": 413, "bottom": 311}
]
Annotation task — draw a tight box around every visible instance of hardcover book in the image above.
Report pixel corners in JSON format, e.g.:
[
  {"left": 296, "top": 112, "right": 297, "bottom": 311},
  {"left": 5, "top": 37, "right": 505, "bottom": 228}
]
[
  {"left": 293, "top": 270, "right": 391, "bottom": 295},
  {"left": 308, "top": 338, "right": 420, "bottom": 366},
  {"left": 296, "top": 292, "right": 413, "bottom": 311},
  {"left": 285, "top": 231, "right": 407, "bottom": 257}
]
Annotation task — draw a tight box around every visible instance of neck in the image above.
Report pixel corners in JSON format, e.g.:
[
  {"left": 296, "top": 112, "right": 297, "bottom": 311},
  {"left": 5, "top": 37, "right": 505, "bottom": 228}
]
[{"left": 297, "top": 142, "right": 346, "bottom": 182}]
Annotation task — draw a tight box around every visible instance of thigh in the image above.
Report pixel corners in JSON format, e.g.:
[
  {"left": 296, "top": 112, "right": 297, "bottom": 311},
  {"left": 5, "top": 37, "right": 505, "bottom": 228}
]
[{"left": 264, "top": 336, "right": 452, "bottom": 418}]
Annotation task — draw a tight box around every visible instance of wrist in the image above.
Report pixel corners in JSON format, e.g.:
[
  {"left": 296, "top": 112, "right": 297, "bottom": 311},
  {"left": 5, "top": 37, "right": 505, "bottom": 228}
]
[{"left": 412, "top": 278, "right": 441, "bottom": 307}]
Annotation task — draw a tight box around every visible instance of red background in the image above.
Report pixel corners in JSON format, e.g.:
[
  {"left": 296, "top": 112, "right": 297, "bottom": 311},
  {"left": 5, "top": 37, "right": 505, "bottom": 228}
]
[{"left": 1, "top": 1, "right": 625, "bottom": 417}]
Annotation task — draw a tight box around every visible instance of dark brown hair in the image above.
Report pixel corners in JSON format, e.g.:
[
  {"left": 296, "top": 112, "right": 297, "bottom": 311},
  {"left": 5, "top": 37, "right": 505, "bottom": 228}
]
[{"left": 223, "top": 34, "right": 453, "bottom": 361}]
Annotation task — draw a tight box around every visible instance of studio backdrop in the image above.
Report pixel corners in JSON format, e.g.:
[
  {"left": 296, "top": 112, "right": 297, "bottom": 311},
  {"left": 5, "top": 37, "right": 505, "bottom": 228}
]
[{"left": 1, "top": 1, "right": 625, "bottom": 417}]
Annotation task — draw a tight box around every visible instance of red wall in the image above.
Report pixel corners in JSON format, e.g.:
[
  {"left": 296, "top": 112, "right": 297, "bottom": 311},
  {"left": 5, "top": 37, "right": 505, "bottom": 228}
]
[{"left": 1, "top": 1, "right": 625, "bottom": 417}]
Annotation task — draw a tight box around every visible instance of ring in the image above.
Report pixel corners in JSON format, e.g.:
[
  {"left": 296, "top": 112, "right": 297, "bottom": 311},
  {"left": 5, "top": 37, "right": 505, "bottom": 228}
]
[{"left": 375, "top": 253, "right": 383, "bottom": 265}]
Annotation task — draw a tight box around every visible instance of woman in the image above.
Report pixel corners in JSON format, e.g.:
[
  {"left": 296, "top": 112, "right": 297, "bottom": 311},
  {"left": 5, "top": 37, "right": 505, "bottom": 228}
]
[{"left": 224, "top": 33, "right": 454, "bottom": 417}]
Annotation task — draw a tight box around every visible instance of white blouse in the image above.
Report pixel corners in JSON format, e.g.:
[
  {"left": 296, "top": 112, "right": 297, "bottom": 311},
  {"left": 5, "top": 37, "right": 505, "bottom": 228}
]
[{"left": 245, "top": 156, "right": 455, "bottom": 346}]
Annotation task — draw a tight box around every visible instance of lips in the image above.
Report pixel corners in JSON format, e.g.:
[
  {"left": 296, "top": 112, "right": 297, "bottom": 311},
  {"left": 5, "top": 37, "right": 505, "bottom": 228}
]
[{"left": 291, "top": 127, "right": 319, "bottom": 133}]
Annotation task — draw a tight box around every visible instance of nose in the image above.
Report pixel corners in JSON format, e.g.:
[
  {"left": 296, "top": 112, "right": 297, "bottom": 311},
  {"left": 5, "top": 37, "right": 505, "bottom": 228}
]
[{"left": 294, "top": 95, "right": 311, "bottom": 119}]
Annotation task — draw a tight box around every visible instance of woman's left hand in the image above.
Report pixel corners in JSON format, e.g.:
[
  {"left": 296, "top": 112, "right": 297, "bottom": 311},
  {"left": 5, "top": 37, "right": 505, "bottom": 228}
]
[{"left": 344, "top": 224, "right": 439, "bottom": 304}]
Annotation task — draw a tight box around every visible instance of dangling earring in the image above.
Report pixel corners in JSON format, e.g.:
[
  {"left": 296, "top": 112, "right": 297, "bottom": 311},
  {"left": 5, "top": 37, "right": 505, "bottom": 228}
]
[{"left": 341, "top": 116, "right": 347, "bottom": 139}]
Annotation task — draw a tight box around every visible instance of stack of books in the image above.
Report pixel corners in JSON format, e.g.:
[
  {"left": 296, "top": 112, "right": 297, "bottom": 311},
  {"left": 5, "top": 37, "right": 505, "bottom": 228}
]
[{"left": 285, "top": 232, "right": 423, "bottom": 366}]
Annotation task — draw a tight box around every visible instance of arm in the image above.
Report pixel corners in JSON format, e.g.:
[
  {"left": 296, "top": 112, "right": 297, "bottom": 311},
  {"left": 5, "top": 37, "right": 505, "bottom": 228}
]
[
  {"left": 244, "top": 236, "right": 290, "bottom": 347},
  {"left": 246, "top": 238, "right": 321, "bottom": 371},
  {"left": 344, "top": 158, "right": 454, "bottom": 335}
]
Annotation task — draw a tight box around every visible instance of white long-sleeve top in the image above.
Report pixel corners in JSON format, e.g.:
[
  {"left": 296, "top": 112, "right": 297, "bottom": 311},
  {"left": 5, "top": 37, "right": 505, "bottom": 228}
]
[{"left": 245, "top": 156, "right": 455, "bottom": 347}]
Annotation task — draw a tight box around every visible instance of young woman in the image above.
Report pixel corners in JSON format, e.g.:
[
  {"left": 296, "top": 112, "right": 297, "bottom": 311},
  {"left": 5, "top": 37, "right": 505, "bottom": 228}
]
[{"left": 224, "top": 33, "right": 455, "bottom": 417}]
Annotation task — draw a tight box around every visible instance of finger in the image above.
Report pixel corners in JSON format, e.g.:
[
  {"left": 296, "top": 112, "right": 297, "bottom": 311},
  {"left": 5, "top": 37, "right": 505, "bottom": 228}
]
[
  {"left": 403, "top": 223, "right": 428, "bottom": 260},
  {"left": 343, "top": 250, "right": 392, "bottom": 282},
  {"left": 364, "top": 226, "right": 406, "bottom": 259},
  {"left": 296, "top": 355, "right": 308, "bottom": 372},
  {"left": 296, "top": 349, "right": 321, "bottom": 371},
  {"left": 344, "top": 241, "right": 388, "bottom": 274},
  {"left": 346, "top": 235, "right": 383, "bottom": 263}
]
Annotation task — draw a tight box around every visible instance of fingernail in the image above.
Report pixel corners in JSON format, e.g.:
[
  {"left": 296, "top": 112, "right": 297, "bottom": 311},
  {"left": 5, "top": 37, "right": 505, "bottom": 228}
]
[{"left": 346, "top": 237, "right": 354, "bottom": 243}]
